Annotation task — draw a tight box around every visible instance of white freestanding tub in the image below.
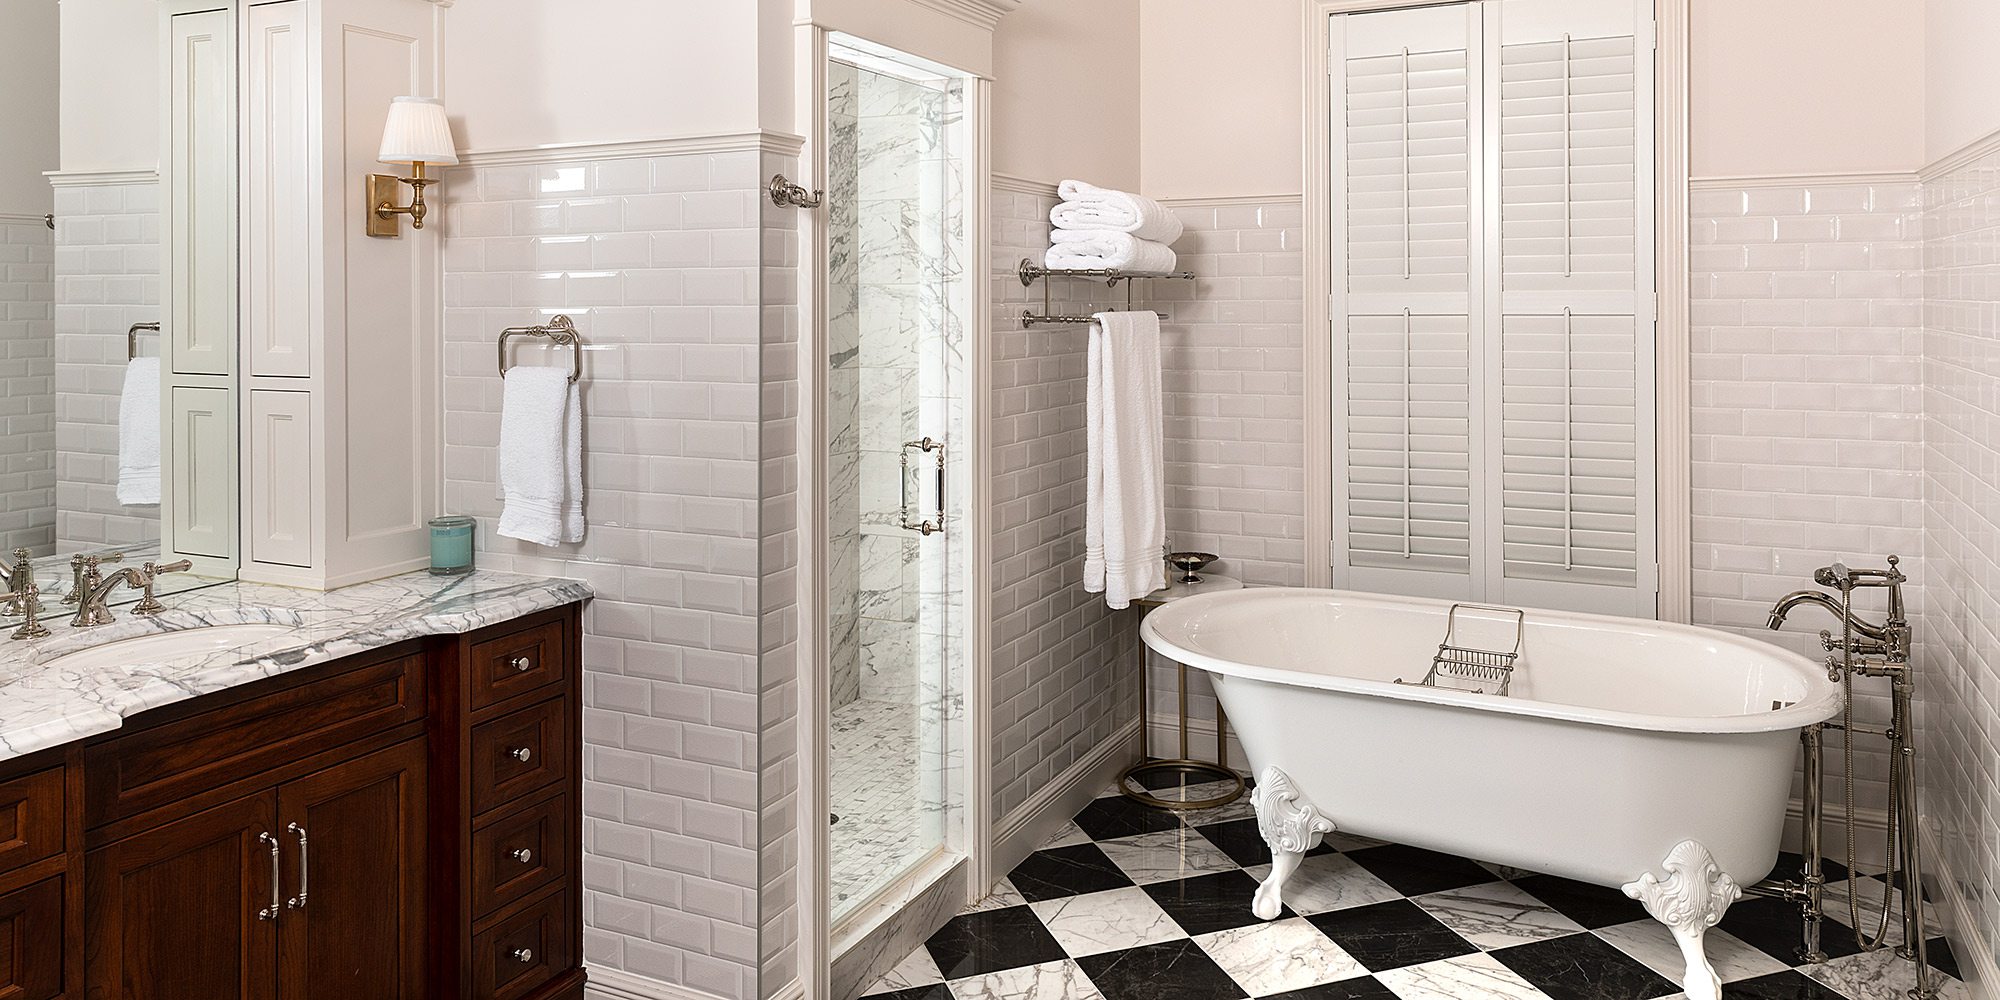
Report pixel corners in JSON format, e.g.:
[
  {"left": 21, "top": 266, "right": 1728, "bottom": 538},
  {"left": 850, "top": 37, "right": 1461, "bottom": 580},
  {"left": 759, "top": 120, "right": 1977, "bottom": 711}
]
[{"left": 1139, "top": 588, "right": 1843, "bottom": 1000}]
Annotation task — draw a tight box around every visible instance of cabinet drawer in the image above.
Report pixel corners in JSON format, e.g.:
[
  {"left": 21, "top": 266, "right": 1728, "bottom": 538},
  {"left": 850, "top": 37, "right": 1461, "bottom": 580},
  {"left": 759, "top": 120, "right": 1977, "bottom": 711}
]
[
  {"left": 0, "top": 768, "right": 63, "bottom": 876},
  {"left": 86, "top": 653, "right": 424, "bottom": 827},
  {"left": 0, "top": 875, "right": 63, "bottom": 1000},
  {"left": 472, "top": 790, "right": 571, "bottom": 917},
  {"left": 473, "top": 888, "right": 571, "bottom": 1000},
  {"left": 470, "top": 699, "right": 568, "bottom": 815},
  {"left": 471, "top": 621, "right": 566, "bottom": 712}
]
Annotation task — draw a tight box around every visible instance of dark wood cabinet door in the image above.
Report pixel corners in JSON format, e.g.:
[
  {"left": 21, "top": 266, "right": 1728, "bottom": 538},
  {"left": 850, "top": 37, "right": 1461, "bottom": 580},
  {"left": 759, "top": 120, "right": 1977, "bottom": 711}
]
[
  {"left": 84, "top": 792, "right": 279, "bottom": 1000},
  {"left": 276, "top": 739, "right": 427, "bottom": 1000}
]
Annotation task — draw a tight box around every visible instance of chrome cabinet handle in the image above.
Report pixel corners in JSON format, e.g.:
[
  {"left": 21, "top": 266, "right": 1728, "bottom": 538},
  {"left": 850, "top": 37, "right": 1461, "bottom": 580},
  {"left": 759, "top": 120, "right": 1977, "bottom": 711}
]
[
  {"left": 512, "top": 947, "right": 535, "bottom": 964},
  {"left": 285, "top": 823, "right": 308, "bottom": 910},
  {"left": 257, "top": 832, "right": 281, "bottom": 920},
  {"left": 508, "top": 746, "right": 533, "bottom": 763},
  {"left": 897, "top": 437, "right": 947, "bottom": 536},
  {"left": 511, "top": 655, "right": 533, "bottom": 672},
  {"left": 512, "top": 847, "right": 534, "bottom": 864}
]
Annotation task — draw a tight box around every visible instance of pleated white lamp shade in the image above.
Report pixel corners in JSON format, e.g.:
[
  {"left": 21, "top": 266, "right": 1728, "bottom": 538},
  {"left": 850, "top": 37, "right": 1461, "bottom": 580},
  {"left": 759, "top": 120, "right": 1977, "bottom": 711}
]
[{"left": 377, "top": 96, "right": 459, "bottom": 166}]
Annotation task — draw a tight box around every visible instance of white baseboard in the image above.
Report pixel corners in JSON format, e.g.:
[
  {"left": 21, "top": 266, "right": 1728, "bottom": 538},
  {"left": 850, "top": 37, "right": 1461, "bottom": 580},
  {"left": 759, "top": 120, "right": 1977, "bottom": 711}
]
[
  {"left": 1780, "top": 801, "right": 1894, "bottom": 870},
  {"left": 991, "top": 719, "right": 1141, "bottom": 883},
  {"left": 1144, "top": 713, "right": 1247, "bottom": 775},
  {"left": 585, "top": 967, "right": 732, "bottom": 1000},
  {"left": 1920, "top": 825, "right": 1999, "bottom": 1000}
]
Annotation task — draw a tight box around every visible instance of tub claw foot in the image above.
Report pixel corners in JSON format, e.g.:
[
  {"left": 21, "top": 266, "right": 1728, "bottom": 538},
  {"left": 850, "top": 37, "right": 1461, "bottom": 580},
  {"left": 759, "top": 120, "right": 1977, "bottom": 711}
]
[
  {"left": 1250, "top": 767, "right": 1335, "bottom": 920},
  {"left": 1622, "top": 840, "right": 1742, "bottom": 1000}
]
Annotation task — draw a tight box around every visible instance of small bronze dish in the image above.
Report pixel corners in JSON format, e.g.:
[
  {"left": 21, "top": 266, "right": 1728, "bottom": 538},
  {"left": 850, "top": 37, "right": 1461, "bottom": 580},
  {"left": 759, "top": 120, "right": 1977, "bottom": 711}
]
[{"left": 1166, "top": 551, "right": 1218, "bottom": 585}]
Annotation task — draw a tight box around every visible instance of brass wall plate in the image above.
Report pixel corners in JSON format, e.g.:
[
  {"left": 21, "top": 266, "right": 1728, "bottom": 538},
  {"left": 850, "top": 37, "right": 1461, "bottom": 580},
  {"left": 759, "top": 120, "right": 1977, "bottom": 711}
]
[{"left": 364, "top": 173, "right": 403, "bottom": 238}]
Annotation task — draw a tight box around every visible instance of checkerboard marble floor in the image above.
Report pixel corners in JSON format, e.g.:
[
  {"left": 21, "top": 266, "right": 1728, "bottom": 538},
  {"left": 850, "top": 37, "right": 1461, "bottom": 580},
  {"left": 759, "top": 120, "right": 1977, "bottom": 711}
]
[{"left": 858, "top": 773, "right": 1971, "bottom": 1000}]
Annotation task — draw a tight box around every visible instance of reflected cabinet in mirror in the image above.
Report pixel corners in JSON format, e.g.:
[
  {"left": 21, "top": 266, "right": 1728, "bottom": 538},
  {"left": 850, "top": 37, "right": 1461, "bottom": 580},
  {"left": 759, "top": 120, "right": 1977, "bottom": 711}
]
[{"left": 3, "top": 0, "right": 240, "bottom": 610}]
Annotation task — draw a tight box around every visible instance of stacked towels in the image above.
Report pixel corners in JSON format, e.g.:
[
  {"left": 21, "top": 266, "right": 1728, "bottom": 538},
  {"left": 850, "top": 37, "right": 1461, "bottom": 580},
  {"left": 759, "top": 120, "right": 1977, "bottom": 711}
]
[{"left": 1045, "top": 179, "right": 1182, "bottom": 271}]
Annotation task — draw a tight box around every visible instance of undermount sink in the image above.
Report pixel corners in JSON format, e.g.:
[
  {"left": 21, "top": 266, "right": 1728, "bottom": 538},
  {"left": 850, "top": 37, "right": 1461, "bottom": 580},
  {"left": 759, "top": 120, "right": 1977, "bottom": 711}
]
[{"left": 42, "top": 623, "right": 298, "bottom": 671}]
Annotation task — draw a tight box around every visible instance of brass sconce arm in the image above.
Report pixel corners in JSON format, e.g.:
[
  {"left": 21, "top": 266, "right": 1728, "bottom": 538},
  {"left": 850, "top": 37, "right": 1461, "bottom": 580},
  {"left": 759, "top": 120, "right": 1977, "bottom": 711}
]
[{"left": 366, "top": 161, "right": 441, "bottom": 237}]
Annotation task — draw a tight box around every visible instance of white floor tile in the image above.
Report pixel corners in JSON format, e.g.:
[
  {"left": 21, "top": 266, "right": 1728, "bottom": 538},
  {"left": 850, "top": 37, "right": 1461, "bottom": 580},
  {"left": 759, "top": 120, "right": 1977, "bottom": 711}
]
[
  {"left": 1243, "top": 852, "right": 1402, "bottom": 915},
  {"left": 1193, "top": 917, "right": 1367, "bottom": 997},
  {"left": 947, "top": 959, "right": 1107, "bottom": 1000},
  {"left": 1095, "top": 827, "right": 1239, "bottom": 884},
  {"left": 1412, "top": 881, "right": 1587, "bottom": 950},
  {"left": 1029, "top": 887, "right": 1186, "bottom": 958},
  {"left": 1592, "top": 919, "right": 1790, "bottom": 985},
  {"left": 1375, "top": 952, "right": 1552, "bottom": 1000}
]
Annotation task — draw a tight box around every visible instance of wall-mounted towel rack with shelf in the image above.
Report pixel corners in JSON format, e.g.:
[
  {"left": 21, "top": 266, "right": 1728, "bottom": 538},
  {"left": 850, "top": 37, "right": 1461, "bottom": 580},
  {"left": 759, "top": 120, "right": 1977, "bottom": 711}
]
[{"left": 1016, "top": 256, "right": 1197, "bottom": 327}]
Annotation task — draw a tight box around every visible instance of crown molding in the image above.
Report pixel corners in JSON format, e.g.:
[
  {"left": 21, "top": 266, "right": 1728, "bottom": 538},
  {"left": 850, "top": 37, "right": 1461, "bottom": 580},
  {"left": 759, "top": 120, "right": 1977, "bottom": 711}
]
[
  {"left": 1920, "top": 124, "right": 2000, "bottom": 183},
  {"left": 1688, "top": 170, "right": 1918, "bottom": 191},
  {"left": 455, "top": 131, "right": 805, "bottom": 168},
  {"left": 909, "top": 0, "right": 1023, "bottom": 31},
  {"left": 44, "top": 168, "right": 158, "bottom": 188}
]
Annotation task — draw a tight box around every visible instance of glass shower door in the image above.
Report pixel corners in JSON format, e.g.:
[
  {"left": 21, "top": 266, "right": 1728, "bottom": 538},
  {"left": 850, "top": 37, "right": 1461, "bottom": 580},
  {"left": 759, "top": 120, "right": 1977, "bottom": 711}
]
[{"left": 825, "top": 40, "right": 968, "bottom": 921}]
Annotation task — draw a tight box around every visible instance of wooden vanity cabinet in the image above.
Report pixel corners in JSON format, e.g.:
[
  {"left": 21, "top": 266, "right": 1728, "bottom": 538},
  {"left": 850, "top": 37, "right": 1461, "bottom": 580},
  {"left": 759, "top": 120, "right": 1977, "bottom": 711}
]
[{"left": 0, "top": 602, "right": 584, "bottom": 1000}]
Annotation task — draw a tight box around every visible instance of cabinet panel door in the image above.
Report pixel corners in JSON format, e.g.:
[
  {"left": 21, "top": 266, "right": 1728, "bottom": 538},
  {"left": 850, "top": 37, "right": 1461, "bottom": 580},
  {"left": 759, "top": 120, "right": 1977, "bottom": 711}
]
[
  {"left": 276, "top": 739, "right": 426, "bottom": 1000},
  {"left": 85, "top": 793, "right": 279, "bottom": 1000}
]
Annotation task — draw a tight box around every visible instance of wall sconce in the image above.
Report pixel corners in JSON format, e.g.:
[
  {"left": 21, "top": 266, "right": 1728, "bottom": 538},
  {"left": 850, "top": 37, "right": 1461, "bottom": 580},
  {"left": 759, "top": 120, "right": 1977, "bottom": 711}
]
[{"left": 365, "top": 96, "right": 459, "bottom": 238}]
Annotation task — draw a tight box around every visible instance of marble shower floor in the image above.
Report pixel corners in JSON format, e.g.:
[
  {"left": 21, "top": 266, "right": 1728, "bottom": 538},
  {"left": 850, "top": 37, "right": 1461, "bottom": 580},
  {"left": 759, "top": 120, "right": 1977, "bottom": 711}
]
[
  {"left": 833, "top": 697, "right": 927, "bottom": 910},
  {"left": 859, "top": 772, "right": 1973, "bottom": 1000}
]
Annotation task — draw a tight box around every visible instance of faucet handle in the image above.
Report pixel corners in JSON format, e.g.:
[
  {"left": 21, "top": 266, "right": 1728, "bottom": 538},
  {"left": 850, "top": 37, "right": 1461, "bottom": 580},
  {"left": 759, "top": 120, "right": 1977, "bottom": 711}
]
[
  {"left": 1812, "top": 562, "right": 1854, "bottom": 589},
  {"left": 131, "top": 560, "right": 192, "bottom": 617},
  {"left": 8, "top": 582, "right": 48, "bottom": 641}
]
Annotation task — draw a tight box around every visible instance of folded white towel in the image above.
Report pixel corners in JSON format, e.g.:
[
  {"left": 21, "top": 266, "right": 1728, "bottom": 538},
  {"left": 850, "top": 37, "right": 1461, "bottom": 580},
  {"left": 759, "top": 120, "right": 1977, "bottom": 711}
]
[
  {"left": 1050, "top": 179, "right": 1185, "bottom": 244},
  {"left": 116, "top": 357, "right": 160, "bottom": 505},
  {"left": 1083, "top": 311, "right": 1167, "bottom": 610},
  {"left": 1045, "top": 230, "right": 1179, "bottom": 273},
  {"left": 497, "top": 367, "right": 585, "bottom": 547}
]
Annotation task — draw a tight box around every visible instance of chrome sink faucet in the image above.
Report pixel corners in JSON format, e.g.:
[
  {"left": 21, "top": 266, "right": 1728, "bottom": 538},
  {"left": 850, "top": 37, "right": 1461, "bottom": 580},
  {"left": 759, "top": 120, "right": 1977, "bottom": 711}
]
[
  {"left": 0, "top": 548, "right": 41, "bottom": 618},
  {"left": 70, "top": 557, "right": 191, "bottom": 628}
]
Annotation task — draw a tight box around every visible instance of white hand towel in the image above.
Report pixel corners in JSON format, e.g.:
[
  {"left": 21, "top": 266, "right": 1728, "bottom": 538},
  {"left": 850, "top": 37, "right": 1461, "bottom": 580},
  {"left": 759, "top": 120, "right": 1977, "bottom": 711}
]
[
  {"left": 1083, "top": 311, "right": 1167, "bottom": 610},
  {"left": 116, "top": 357, "right": 160, "bottom": 505},
  {"left": 497, "top": 367, "right": 585, "bottom": 547},
  {"left": 1050, "top": 179, "right": 1185, "bottom": 244},
  {"left": 1045, "top": 230, "right": 1179, "bottom": 273}
]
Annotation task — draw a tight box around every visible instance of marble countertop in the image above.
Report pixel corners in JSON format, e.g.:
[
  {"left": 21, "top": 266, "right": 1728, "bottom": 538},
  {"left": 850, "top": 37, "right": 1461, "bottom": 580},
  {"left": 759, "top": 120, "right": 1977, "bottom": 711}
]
[{"left": 0, "top": 569, "right": 591, "bottom": 762}]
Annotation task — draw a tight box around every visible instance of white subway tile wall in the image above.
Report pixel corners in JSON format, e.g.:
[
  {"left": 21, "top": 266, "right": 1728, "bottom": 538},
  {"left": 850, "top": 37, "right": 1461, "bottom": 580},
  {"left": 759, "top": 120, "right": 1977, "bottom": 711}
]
[
  {"left": 989, "top": 186, "right": 1139, "bottom": 821},
  {"left": 51, "top": 181, "right": 160, "bottom": 550},
  {"left": 1920, "top": 147, "right": 2000, "bottom": 966},
  {"left": 1689, "top": 179, "right": 1927, "bottom": 820},
  {"left": 438, "top": 149, "right": 775, "bottom": 1000},
  {"left": 0, "top": 219, "right": 55, "bottom": 555}
]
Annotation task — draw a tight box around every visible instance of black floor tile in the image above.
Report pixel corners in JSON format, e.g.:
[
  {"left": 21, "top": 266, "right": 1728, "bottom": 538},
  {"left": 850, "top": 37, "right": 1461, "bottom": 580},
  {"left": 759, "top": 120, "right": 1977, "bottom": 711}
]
[
  {"left": 922, "top": 905, "right": 1068, "bottom": 979},
  {"left": 1723, "top": 969, "right": 1850, "bottom": 999},
  {"left": 1722, "top": 896, "right": 1861, "bottom": 964},
  {"left": 1343, "top": 843, "right": 1497, "bottom": 896},
  {"left": 1077, "top": 939, "right": 1245, "bottom": 1000},
  {"left": 1264, "top": 978, "right": 1400, "bottom": 1000},
  {"left": 1491, "top": 932, "right": 1680, "bottom": 1000},
  {"left": 1072, "top": 794, "right": 1188, "bottom": 840},
  {"left": 1140, "top": 869, "right": 1282, "bottom": 935},
  {"left": 1924, "top": 937, "right": 1962, "bottom": 980},
  {"left": 1305, "top": 898, "right": 1477, "bottom": 972},
  {"left": 1007, "top": 843, "right": 1135, "bottom": 902},
  {"left": 1194, "top": 816, "right": 1335, "bottom": 868},
  {"left": 1509, "top": 873, "right": 1651, "bottom": 929}
]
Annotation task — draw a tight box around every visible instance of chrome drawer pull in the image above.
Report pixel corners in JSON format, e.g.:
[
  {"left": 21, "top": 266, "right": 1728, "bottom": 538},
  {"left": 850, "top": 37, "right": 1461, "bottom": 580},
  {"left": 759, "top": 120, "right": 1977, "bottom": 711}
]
[
  {"left": 508, "top": 746, "right": 534, "bottom": 763},
  {"left": 285, "top": 823, "right": 309, "bottom": 910},
  {"left": 512, "top": 947, "right": 535, "bottom": 964},
  {"left": 512, "top": 847, "right": 534, "bottom": 864},
  {"left": 256, "top": 832, "right": 280, "bottom": 921},
  {"left": 511, "top": 655, "right": 533, "bottom": 672}
]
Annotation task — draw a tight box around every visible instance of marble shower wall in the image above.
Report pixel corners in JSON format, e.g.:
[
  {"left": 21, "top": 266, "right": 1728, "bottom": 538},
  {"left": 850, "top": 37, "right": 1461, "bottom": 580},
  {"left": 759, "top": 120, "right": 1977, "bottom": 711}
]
[
  {"left": 51, "top": 178, "right": 160, "bottom": 551},
  {"left": 0, "top": 217, "right": 55, "bottom": 556},
  {"left": 438, "top": 146, "right": 782, "bottom": 1000}
]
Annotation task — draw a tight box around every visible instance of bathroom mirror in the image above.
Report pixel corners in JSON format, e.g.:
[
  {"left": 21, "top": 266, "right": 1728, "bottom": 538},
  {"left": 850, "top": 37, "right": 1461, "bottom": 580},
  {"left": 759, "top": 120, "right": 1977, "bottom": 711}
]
[{"left": 1, "top": 0, "right": 239, "bottom": 610}]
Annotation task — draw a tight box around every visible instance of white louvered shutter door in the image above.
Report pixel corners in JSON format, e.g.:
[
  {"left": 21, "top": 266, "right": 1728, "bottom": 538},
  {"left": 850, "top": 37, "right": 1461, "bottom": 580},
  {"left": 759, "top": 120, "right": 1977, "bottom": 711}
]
[
  {"left": 1328, "top": 0, "right": 1656, "bottom": 617},
  {"left": 1331, "top": 4, "right": 1485, "bottom": 599},
  {"left": 1490, "top": 0, "right": 1655, "bottom": 616}
]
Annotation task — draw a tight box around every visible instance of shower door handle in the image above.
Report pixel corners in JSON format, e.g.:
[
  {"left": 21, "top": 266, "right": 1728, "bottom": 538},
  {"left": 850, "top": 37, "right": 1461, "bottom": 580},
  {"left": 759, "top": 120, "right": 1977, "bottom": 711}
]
[{"left": 898, "top": 437, "right": 946, "bottom": 536}]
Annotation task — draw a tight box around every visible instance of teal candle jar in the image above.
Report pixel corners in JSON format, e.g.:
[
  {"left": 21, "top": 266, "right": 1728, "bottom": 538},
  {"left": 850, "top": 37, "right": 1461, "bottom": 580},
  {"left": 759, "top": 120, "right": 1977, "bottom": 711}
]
[{"left": 428, "top": 515, "right": 476, "bottom": 575}]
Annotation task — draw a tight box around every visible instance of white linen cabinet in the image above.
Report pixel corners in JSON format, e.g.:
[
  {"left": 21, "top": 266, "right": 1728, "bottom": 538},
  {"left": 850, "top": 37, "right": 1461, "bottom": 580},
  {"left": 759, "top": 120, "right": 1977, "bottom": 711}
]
[{"left": 161, "top": 0, "right": 443, "bottom": 588}]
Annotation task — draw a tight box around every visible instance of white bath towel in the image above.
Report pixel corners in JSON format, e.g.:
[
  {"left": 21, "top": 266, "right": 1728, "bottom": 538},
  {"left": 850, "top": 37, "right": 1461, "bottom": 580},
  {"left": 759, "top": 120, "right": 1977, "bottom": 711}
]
[
  {"left": 116, "top": 357, "right": 160, "bottom": 505},
  {"left": 1050, "top": 179, "right": 1185, "bottom": 244},
  {"left": 1083, "top": 311, "right": 1167, "bottom": 610},
  {"left": 497, "top": 366, "right": 585, "bottom": 547},
  {"left": 1045, "top": 230, "right": 1180, "bottom": 274}
]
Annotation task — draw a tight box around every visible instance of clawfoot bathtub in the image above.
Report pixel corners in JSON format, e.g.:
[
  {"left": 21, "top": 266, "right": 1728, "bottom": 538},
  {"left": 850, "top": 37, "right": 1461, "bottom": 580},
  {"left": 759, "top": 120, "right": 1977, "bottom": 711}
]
[{"left": 1141, "top": 588, "right": 1841, "bottom": 1000}]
